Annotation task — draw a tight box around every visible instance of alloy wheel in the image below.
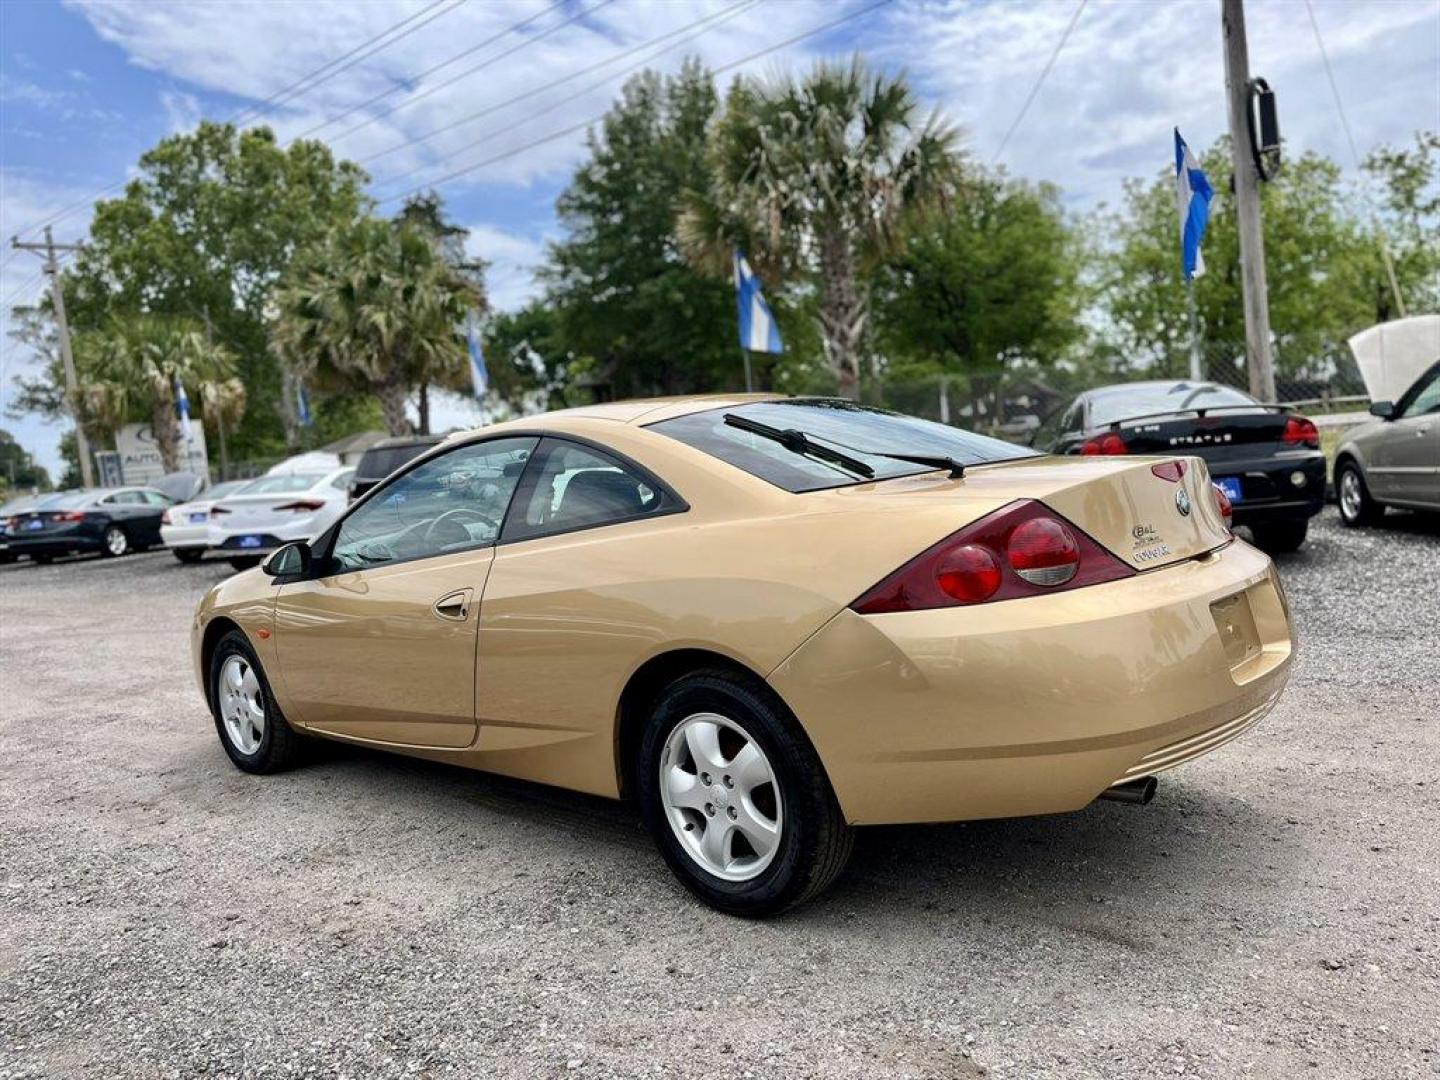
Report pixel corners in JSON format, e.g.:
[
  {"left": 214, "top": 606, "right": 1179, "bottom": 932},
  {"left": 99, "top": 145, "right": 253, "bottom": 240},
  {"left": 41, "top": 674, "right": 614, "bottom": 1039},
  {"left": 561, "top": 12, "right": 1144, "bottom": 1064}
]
[
  {"left": 1339, "top": 469, "right": 1363, "bottom": 522},
  {"left": 659, "top": 712, "right": 783, "bottom": 882},
  {"left": 219, "top": 654, "right": 266, "bottom": 755},
  {"left": 105, "top": 527, "right": 128, "bottom": 556}
]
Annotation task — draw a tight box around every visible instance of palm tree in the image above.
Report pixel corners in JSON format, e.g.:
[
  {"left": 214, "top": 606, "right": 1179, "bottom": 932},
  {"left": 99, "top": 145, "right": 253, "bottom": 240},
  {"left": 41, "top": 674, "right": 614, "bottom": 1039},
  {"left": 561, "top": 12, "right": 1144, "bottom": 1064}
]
[
  {"left": 272, "top": 216, "right": 483, "bottom": 436},
  {"left": 199, "top": 377, "right": 247, "bottom": 479},
  {"left": 680, "top": 57, "right": 962, "bottom": 398},
  {"left": 77, "top": 315, "right": 236, "bottom": 473}
]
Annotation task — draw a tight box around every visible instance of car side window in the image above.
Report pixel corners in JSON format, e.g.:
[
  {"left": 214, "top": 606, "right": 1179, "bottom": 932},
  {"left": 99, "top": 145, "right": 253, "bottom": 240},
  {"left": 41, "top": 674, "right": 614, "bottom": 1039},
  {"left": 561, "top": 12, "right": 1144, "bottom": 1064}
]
[
  {"left": 140, "top": 491, "right": 170, "bottom": 506},
  {"left": 1398, "top": 367, "right": 1440, "bottom": 419},
  {"left": 329, "top": 436, "right": 537, "bottom": 571},
  {"left": 112, "top": 491, "right": 145, "bottom": 505},
  {"left": 503, "top": 440, "right": 674, "bottom": 543}
]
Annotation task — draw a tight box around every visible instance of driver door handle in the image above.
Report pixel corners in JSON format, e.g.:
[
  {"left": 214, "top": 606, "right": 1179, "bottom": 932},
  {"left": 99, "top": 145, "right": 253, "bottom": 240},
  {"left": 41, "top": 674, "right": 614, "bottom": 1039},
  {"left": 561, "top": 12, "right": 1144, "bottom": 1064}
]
[{"left": 433, "top": 588, "right": 473, "bottom": 622}]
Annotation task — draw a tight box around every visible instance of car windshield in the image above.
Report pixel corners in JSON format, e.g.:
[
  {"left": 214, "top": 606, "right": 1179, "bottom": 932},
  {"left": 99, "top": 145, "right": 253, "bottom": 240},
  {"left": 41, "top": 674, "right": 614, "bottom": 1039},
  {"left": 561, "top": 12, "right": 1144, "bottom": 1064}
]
[
  {"left": 1089, "top": 383, "right": 1260, "bottom": 427},
  {"left": 648, "top": 399, "right": 1038, "bottom": 493},
  {"left": 234, "top": 473, "right": 324, "bottom": 496}
]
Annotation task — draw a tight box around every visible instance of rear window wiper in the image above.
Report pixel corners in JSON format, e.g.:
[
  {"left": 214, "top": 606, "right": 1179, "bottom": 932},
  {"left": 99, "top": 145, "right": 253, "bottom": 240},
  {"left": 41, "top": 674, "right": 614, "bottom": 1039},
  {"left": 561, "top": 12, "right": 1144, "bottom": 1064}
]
[
  {"left": 863, "top": 451, "right": 966, "bottom": 479},
  {"left": 722, "top": 414, "right": 874, "bottom": 479}
]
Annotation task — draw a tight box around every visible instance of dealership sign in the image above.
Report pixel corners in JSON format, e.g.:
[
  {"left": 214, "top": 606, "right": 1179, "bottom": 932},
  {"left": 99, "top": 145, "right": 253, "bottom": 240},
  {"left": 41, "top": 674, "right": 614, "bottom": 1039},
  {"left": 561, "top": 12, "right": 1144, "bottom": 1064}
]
[{"left": 113, "top": 422, "right": 208, "bottom": 485}]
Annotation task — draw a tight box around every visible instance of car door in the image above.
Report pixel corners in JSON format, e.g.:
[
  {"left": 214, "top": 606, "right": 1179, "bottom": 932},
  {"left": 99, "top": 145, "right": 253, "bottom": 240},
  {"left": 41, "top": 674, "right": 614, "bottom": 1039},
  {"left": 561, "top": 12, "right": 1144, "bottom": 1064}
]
[
  {"left": 137, "top": 490, "right": 171, "bottom": 543},
  {"left": 472, "top": 437, "right": 686, "bottom": 794},
  {"left": 1381, "top": 364, "right": 1440, "bottom": 506},
  {"left": 272, "top": 436, "right": 537, "bottom": 748}
]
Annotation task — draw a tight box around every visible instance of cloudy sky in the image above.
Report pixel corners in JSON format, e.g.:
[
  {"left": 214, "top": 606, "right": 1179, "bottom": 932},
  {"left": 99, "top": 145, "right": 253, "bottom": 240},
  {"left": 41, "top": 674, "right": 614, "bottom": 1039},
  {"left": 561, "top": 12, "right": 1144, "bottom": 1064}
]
[{"left": 2, "top": 0, "right": 1437, "bottom": 477}]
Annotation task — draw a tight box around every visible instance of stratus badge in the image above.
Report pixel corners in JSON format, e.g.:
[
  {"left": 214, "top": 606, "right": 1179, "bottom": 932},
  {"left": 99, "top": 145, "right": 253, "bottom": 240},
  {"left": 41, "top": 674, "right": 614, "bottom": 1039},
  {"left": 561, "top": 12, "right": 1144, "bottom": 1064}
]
[{"left": 1175, "top": 488, "right": 1192, "bottom": 516}]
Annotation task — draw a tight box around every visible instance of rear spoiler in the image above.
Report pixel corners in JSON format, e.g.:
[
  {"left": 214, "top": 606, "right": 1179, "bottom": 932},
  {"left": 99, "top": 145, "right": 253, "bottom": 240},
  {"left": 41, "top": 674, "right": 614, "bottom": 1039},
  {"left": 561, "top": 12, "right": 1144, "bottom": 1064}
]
[{"left": 1108, "top": 404, "right": 1288, "bottom": 430}]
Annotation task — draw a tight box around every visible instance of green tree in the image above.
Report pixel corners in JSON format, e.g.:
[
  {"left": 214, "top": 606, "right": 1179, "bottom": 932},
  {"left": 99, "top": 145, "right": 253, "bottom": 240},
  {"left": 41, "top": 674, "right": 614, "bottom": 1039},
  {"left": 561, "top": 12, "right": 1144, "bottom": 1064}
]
[
  {"left": 76, "top": 315, "right": 238, "bottom": 473},
  {"left": 1095, "top": 137, "right": 1437, "bottom": 392},
  {"left": 56, "top": 121, "right": 368, "bottom": 456},
  {"left": 273, "top": 216, "right": 483, "bottom": 436},
  {"left": 1364, "top": 131, "right": 1440, "bottom": 319},
  {"left": 0, "top": 429, "right": 52, "bottom": 495},
  {"left": 543, "top": 61, "right": 738, "bottom": 398},
  {"left": 681, "top": 56, "right": 961, "bottom": 398},
  {"left": 874, "top": 170, "right": 1080, "bottom": 415}
]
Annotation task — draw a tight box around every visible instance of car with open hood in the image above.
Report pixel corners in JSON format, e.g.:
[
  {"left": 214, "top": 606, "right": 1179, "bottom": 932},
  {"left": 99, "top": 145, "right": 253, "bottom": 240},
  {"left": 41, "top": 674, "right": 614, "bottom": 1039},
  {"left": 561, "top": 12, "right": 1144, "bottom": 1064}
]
[{"left": 192, "top": 395, "right": 1293, "bottom": 915}]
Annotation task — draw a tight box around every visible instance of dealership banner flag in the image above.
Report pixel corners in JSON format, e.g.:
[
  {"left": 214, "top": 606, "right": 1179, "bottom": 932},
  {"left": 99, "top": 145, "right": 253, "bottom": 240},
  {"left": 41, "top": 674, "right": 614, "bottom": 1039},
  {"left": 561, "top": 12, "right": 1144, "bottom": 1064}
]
[
  {"left": 734, "top": 251, "right": 783, "bottom": 354},
  {"left": 1174, "top": 128, "right": 1213, "bottom": 281},
  {"left": 466, "top": 312, "right": 489, "bottom": 397},
  {"left": 174, "top": 377, "right": 193, "bottom": 444},
  {"left": 296, "top": 382, "right": 313, "bottom": 427}
]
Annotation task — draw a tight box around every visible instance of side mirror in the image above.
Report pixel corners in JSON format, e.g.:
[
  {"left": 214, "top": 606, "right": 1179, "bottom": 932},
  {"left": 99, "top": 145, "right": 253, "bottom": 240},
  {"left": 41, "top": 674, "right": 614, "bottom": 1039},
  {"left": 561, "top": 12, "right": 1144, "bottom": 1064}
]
[
  {"left": 262, "top": 541, "right": 311, "bottom": 578},
  {"left": 1369, "top": 401, "right": 1395, "bottom": 420}
]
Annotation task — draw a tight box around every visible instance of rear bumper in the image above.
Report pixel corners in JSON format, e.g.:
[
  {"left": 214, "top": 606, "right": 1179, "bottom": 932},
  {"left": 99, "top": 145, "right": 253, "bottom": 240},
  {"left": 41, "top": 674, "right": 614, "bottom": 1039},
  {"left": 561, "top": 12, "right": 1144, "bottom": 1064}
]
[
  {"left": 1209, "top": 451, "right": 1326, "bottom": 524},
  {"left": 161, "top": 523, "right": 210, "bottom": 549},
  {"left": 769, "top": 539, "right": 1292, "bottom": 825},
  {"left": 4, "top": 532, "right": 102, "bottom": 556}
]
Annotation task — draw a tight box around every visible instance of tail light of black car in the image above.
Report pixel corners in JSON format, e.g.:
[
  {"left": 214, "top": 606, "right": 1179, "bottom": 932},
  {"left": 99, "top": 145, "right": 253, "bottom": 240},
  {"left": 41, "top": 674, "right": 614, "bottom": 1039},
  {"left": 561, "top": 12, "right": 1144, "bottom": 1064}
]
[
  {"left": 1282, "top": 415, "right": 1320, "bottom": 449},
  {"left": 1080, "top": 432, "right": 1127, "bottom": 455},
  {"left": 49, "top": 510, "right": 85, "bottom": 523},
  {"left": 850, "top": 500, "right": 1135, "bottom": 613}
]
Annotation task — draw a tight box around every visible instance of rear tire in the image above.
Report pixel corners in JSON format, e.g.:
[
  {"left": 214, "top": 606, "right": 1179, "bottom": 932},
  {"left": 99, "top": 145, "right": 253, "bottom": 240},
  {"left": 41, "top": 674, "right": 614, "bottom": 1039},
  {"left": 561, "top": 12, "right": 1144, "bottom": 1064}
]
[
  {"left": 1249, "top": 519, "right": 1308, "bottom": 554},
  {"left": 1337, "top": 462, "right": 1384, "bottom": 527},
  {"left": 30, "top": 554, "right": 53, "bottom": 565},
  {"left": 209, "top": 629, "right": 303, "bottom": 774},
  {"left": 228, "top": 556, "right": 261, "bottom": 571},
  {"left": 636, "top": 670, "right": 852, "bottom": 917},
  {"left": 173, "top": 547, "right": 205, "bottom": 564},
  {"left": 102, "top": 525, "right": 129, "bottom": 557}
]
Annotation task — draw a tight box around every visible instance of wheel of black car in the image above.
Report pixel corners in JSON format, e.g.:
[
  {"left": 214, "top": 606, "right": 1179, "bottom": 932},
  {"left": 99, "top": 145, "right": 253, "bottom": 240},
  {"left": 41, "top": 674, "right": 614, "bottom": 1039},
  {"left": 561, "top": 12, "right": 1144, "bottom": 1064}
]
[
  {"left": 636, "top": 670, "right": 853, "bottom": 917},
  {"left": 102, "top": 525, "right": 129, "bottom": 557},
  {"left": 1337, "top": 462, "right": 1384, "bottom": 527},
  {"left": 30, "top": 553, "right": 53, "bottom": 565},
  {"left": 209, "top": 629, "right": 302, "bottom": 774},
  {"left": 1249, "top": 519, "right": 1309, "bottom": 554},
  {"left": 173, "top": 547, "right": 205, "bottom": 564},
  {"left": 228, "top": 556, "right": 261, "bottom": 571}
]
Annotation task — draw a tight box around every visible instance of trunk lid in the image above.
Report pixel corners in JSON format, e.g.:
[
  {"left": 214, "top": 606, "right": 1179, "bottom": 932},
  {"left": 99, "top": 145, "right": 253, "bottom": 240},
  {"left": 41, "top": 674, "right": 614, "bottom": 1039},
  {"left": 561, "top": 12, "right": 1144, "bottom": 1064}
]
[
  {"left": 1112, "top": 408, "right": 1287, "bottom": 454},
  {"left": 818, "top": 455, "right": 1230, "bottom": 572}
]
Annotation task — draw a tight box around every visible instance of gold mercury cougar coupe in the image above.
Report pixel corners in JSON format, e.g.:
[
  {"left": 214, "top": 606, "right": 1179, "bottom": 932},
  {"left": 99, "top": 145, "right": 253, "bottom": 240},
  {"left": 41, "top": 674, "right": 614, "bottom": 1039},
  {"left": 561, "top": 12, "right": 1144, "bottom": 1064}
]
[{"left": 193, "top": 395, "right": 1293, "bottom": 915}]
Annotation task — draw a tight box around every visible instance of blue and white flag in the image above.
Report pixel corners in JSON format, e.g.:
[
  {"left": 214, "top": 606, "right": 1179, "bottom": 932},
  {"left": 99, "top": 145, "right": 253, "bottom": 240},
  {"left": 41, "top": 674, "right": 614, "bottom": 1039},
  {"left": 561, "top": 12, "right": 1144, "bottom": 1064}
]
[
  {"left": 296, "top": 382, "right": 313, "bottom": 427},
  {"left": 1174, "top": 128, "right": 1213, "bottom": 281},
  {"left": 466, "top": 312, "right": 489, "bottom": 397},
  {"left": 174, "top": 377, "right": 193, "bottom": 444},
  {"left": 733, "top": 251, "right": 783, "bottom": 354}
]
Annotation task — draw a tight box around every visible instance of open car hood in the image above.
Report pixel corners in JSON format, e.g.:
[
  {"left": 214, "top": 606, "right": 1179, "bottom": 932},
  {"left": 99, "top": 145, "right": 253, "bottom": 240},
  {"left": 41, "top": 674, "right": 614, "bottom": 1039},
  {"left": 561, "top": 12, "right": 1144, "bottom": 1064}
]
[{"left": 1348, "top": 315, "right": 1440, "bottom": 404}]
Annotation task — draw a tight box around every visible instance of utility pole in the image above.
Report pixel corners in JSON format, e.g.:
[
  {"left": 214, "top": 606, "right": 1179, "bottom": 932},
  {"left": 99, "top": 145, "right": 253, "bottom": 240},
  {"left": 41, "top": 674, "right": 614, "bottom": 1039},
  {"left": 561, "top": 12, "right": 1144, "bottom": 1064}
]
[
  {"left": 1221, "top": 0, "right": 1277, "bottom": 402},
  {"left": 11, "top": 226, "right": 94, "bottom": 487}
]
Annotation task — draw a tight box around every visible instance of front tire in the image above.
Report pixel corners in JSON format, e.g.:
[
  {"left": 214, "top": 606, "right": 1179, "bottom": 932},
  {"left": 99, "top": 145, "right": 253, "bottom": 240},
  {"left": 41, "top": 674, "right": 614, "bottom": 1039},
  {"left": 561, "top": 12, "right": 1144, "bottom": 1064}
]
[
  {"left": 1249, "top": 519, "right": 1309, "bottom": 554},
  {"left": 209, "top": 630, "right": 303, "bottom": 774},
  {"left": 102, "top": 525, "right": 129, "bottom": 557},
  {"left": 1337, "top": 462, "right": 1384, "bottom": 527},
  {"left": 636, "top": 671, "right": 852, "bottom": 917}
]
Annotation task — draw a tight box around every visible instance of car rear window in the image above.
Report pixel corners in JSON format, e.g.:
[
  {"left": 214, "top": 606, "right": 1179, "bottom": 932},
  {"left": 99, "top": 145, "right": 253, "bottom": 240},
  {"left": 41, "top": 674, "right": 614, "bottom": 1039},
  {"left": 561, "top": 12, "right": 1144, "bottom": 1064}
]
[
  {"left": 1089, "top": 383, "right": 1259, "bottom": 427},
  {"left": 235, "top": 473, "right": 324, "bottom": 495},
  {"left": 647, "top": 399, "right": 1037, "bottom": 493}
]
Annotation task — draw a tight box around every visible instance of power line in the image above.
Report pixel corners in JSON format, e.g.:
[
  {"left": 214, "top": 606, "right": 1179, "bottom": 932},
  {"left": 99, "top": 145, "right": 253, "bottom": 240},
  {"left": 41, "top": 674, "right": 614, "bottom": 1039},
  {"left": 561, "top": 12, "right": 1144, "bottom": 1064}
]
[
  {"left": 1302, "top": 0, "right": 1406, "bottom": 317},
  {"left": 6, "top": 0, "right": 467, "bottom": 246},
  {"left": 0, "top": 267, "right": 46, "bottom": 313},
  {"left": 328, "top": 0, "right": 622, "bottom": 147},
  {"left": 990, "top": 0, "right": 1086, "bottom": 166},
  {"left": 380, "top": 0, "right": 897, "bottom": 206},
  {"left": 359, "top": 0, "right": 758, "bottom": 169},
  {"left": 297, "top": 0, "right": 568, "bottom": 140},
  {"left": 231, "top": 0, "right": 464, "bottom": 127}
]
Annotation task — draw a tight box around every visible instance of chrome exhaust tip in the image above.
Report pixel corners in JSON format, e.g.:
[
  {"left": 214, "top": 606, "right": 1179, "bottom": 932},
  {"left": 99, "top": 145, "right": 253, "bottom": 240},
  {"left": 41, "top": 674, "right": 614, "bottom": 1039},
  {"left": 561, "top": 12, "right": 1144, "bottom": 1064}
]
[{"left": 1098, "top": 776, "right": 1158, "bottom": 805}]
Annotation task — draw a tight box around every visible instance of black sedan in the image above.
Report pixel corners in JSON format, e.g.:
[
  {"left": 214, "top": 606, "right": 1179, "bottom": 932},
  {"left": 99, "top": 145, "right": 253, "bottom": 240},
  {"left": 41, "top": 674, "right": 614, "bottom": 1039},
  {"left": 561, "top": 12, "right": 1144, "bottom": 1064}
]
[
  {"left": 4, "top": 486, "right": 174, "bottom": 563},
  {"left": 1031, "top": 381, "right": 1325, "bottom": 552}
]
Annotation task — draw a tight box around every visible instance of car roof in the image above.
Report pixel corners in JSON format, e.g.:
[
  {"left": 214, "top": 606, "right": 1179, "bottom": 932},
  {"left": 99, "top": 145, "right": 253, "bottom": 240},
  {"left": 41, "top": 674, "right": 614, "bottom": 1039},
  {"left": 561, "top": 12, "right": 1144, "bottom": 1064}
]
[{"left": 461, "top": 394, "right": 785, "bottom": 437}]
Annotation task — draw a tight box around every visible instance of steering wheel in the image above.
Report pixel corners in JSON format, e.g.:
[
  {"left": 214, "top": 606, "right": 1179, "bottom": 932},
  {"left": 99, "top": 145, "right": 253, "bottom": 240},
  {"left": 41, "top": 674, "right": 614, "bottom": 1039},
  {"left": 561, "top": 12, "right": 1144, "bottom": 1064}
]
[{"left": 421, "top": 507, "right": 496, "bottom": 548}]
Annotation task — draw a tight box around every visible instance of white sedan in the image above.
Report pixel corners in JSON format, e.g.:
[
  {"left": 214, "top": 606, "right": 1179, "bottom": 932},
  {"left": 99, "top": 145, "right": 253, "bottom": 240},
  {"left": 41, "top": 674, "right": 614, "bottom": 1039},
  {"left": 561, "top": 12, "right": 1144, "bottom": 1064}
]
[
  {"left": 207, "top": 468, "right": 354, "bottom": 570},
  {"left": 159, "top": 480, "right": 249, "bottom": 563}
]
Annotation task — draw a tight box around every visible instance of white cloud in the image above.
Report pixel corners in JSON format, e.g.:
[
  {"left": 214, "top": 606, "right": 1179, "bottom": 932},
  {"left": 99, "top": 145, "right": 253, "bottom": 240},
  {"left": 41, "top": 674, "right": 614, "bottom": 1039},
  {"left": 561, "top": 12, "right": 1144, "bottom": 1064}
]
[
  {"left": 465, "top": 222, "right": 549, "bottom": 311},
  {"left": 160, "top": 88, "right": 202, "bottom": 134}
]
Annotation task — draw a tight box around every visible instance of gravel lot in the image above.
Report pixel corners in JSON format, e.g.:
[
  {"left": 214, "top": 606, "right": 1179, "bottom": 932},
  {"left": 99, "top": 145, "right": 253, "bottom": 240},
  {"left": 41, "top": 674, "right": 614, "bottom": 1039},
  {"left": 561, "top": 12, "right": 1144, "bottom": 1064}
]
[{"left": 2, "top": 510, "right": 1437, "bottom": 1079}]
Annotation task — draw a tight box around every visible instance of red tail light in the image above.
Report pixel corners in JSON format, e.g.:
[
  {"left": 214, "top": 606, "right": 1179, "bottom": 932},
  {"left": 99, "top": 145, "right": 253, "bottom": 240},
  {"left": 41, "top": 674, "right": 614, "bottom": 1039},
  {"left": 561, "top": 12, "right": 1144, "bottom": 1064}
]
[
  {"left": 850, "top": 500, "right": 1134, "bottom": 613},
  {"left": 1212, "top": 483, "right": 1234, "bottom": 531},
  {"left": 273, "top": 499, "right": 325, "bottom": 512},
  {"left": 51, "top": 510, "right": 85, "bottom": 523},
  {"left": 1282, "top": 415, "right": 1320, "bottom": 449},
  {"left": 210, "top": 505, "right": 232, "bottom": 517},
  {"left": 1080, "top": 432, "right": 1127, "bottom": 455},
  {"left": 1149, "top": 460, "right": 1187, "bottom": 482}
]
